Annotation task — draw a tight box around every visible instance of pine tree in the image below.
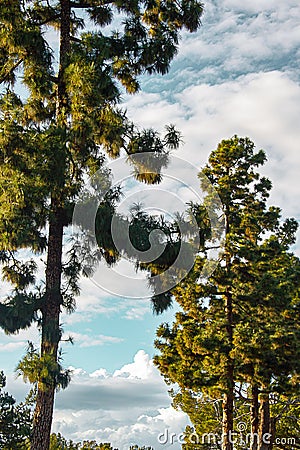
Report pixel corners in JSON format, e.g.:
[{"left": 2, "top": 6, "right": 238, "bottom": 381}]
[
  {"left": 270, "top": 395, "right": 300, "bottom": 450},
  {"left": 0, "top": 371, "right": 32, "bottom": 449},
  {"left": 0, "top": 1, "right": 204, "bottom": 449},
  {"left": 153, "top": 137, "right": 300, "bottom": 450}
]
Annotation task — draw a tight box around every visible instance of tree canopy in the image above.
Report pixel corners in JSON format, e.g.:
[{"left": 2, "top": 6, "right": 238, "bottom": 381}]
[
  {"left": 154, "top": 137, "right": 300, "bottom": 450},
  {"left": 0, "top": 1, "right": 204, "bottom": 449}
]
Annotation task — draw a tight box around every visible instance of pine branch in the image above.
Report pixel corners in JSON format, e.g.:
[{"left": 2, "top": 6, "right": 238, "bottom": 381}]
[
  {"left": 50, "top": 75, "right": 59, "bottom": 84},
  {"left": 204, "top": 245, "right": 222, "bottom": 251},
  {"left": 69, "top": 1, "right": 94, "bottom": 8},
  {"left": 0, "top": 59, "right": 24, "bottom": 84},
  {"left": 36, "top": 14, "right": 60, "bottom": 27},
  {"left": 70, "top": 36, "right": 82, "bottom": 43},
  {"left": 275, "top": 397, "right": 300, "bottom": 420}
]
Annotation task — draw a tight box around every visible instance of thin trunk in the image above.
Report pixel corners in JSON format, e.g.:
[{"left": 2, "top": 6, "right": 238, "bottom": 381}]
[
  {"left": 222, "top": 204, "right": 234, "bottom": 450},
  {"left": 31, "top": 1, "right": 70, "bottom": 449},
  {"left": 31, "top": 210, "right": 64, "bottom": 450},
  {"left": 270, "top": 416, "right": 276, "bottom": 449},
  {"left": 57, "top": 0, "right": 71, "bottom": 119},
  {"left": 222, "top": 288, "right": 234, "bottom": 450},
  {"left": 258, "top": 394, "right": 271, "bottom": 450},
  {"left": 250, "top": 385, "right": 259, "bottom": 450},
  {"left": 222, "top": 388, "right": 234, "bottom": 450}
]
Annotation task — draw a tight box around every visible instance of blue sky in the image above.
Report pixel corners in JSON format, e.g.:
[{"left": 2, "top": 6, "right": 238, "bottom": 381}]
[{"left": 1, "top": 1, "right": 300, "bottom": 449}]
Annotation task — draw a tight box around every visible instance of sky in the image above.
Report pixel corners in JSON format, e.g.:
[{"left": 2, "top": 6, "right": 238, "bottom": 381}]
[{"left": 1, "top": 1, "right": 300, "bottom": 449}]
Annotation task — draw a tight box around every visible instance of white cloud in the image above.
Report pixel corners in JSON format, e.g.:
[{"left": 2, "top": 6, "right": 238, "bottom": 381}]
[
  {"left": 90, "top": 368, "right": 110, "bottom": 379},
  {"left": 125, "top": 70, "right": 300, "bottom": 230},
  {"left": 223, "top": 0, "right": 299, "bottom": 13},
  {"left": 0, "top": 326, "right": 40, "bottom": 353},
  {"left": 138, "top": 0, "right": 300, "bottom": 95},
  {"left": 64, "top": 331, "right": 123, "bottom": 348},
  {"left": 113, "top": 350, "right": 157, "bottom": 380},
  {"left": 51, "top": 351, "right": 189, "bottom": 449},
  {"left": 177, "top": 72, "right": 300, "bottom": 218},
  {"left": 0, "top": 341, "right": 26, "bottom": 352},
  {"left": 123, "top": 305, "right": 149, "bottom": 321}
]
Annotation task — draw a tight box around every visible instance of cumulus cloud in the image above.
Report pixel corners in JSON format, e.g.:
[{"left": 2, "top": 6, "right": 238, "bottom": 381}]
[
  {"left": 112, "top": 350, "right": 157, "bottom": 380},
  {"left": 193, "top": 1, "right": 298, "bottom": 76},
  {"left": 5, "top": 350, "right": 187, "bottom": 449},
  {"left": 52, "top": 351, "right": 188, "bottom": 450},
  {"left": 125, "top": 71, "right": 300, "bottom": 232},
  {"left": 62, "top": 276, "right": 152, "bottom": 326}
]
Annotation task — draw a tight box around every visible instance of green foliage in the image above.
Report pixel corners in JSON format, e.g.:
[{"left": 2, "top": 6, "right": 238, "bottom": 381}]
[
  {"left": 0, "top": 371, "right": 32, "bottom": 449},
  {"left": 155, "top": 136, "right": 300, "bottom": 392},
  {"left": 179, "top": 392, "right": 300, "bottom": 450},
  {"left": 271, "top": 395, "right": 300, "bottom": 450},
  {"left": 80, "top": 443, "right": 115, "bottom": 450},
  {"left": 0, "top": 0, "right": 201, "bottom": 315},
  {"left": 0, "top": 291, "right": 40, "bottom": 334},
  {"left": 154, "top": 136, "right": 300, "bottom": 447},
  {"left": 16, "top": 343, "right": 71, "bottom": 391},
  {"left": 0, "top": 91, "right": 48, "bottom": 252},
  {"left": 48, "top": 434, "right": 153, "bottom": 450},
  {"left": 49, "top": 433, "right": 79, "bottom": 449},
  {"left": 0, "top": 0, "right": 204, "bottom": 446}
]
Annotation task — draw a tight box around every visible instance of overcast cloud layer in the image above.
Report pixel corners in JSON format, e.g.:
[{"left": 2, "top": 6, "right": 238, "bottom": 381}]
[{"left": 1, "top": 0, "right": 300, "bottom": 447}]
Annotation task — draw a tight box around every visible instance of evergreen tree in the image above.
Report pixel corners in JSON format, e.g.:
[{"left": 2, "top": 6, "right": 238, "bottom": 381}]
[
  {"left": 270, "top": 395, "right": 300, "bottom": 450},
  {"left": 49, "top": 433, "right": 79, "bottom": 450},
  {"left": 0, "top": 371, "right": 32, "bottom": 449},
  {"left": 154, "top": 137, "right": 300, "bottom": 450},
  {"left": 0, "top": 1, "right": 204, "bottom": 449},
  {"left": 47, "top": 434, "right": 154, "bottom": 450}
]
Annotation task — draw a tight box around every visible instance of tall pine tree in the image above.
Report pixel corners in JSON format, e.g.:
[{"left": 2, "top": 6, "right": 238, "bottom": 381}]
[
  {"left": 154, "top": 137, "right": 300, "bottom": 450},
  {"left": 0, "top": 1, "right": 204, "bottom": 449}
]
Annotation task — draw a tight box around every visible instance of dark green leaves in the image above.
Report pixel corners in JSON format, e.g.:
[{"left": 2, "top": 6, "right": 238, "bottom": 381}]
[{"left": 0, "top": 371, "right": 32, "bottom": 449}]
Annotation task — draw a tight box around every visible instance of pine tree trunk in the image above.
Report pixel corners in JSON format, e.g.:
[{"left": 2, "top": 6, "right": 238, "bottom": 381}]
[
  {"left": 31, "top": 1, "right": 70, "bottom": 448},
  {"left": 222, "top": 388, "right": 234, "bottom": 450},
  {"left": 258, "top": 394, "right": 271, "bottom": 450},
  {"left": 222, "top": 207, "right": 234, "bottom": 450},
  {"left": 270, "top": 416, "right": 276, "bottom": 449},
  {"left": 31, "top": 385, "right": 56, "bottom": 450},
  {"left": 250, "top": 385, "right": 259, "bottom": 450},
  {"left": 222, "top": 288, "right": 234, "bottom": 450},
  {"left": 31, "top": 212, "right": 63, "bottom": 450}
]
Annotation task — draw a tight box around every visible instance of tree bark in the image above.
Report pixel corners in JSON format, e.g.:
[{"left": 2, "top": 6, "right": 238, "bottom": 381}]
[
  {"left": 31, "top": 1, "right": 70, "bottom": 449},
  {"left": 222, "top": 206, "right": 234, "bottom": 450},
  {"left": 222, "top": 388, "right": 234, "bottom": 450},
  {"left": 222, "top": 288, "right": 234, "bottom": 450},
  {"left": 31, "top": 210, "right": 64, "bottom": 450},
  {"left": 30, "top": 384, "right": 57, "bottom": 450},
  {"left": 57, "top": 0, "right": 71, "bottom": 119},
  {"left": 250, "top": 385, "right": 259, "bottom": 450},
  {"left": 258, "top": 394, "right": 271, "bottom": 450},
  {"left": 270, "top": 416, "right": 276, "bottom": 449}
]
